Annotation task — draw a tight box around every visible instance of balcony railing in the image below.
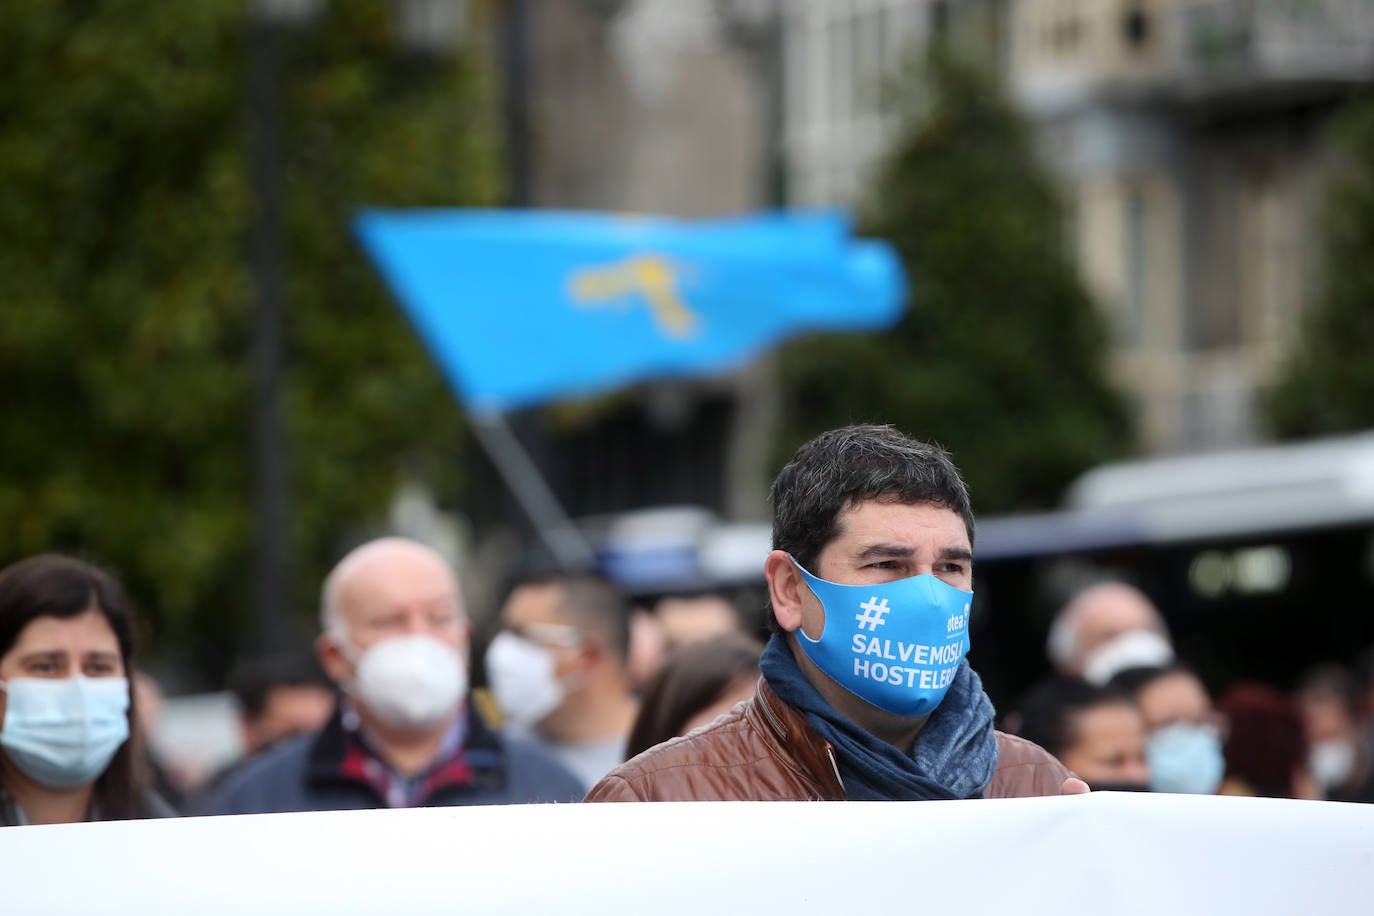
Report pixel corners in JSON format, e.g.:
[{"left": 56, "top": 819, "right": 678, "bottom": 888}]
[{"left": 1174, "top": 0, "right": 1374, "bottom": 83}]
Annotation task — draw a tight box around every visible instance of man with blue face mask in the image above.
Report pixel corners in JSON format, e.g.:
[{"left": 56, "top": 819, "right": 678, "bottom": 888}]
[
  {"left": 587, "top": 425, "right": 1085, "bottom": 802},
  {"left": 200, "top": 538, "right": 583, "bottom": 815}
]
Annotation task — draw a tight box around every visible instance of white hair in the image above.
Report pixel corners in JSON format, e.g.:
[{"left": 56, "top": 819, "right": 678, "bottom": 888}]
[
  {"left": 319, "top": 560, "right": 349, "bottom": 639},
  {"left": 1045, "top": 605, "right": 1081, "bottom": 669},
  {"left": 1046, "top": 581, "right": 1168, "bottom": 671},
  {"left": 319, "top": 537, "right": 460, "bottom": 638}
]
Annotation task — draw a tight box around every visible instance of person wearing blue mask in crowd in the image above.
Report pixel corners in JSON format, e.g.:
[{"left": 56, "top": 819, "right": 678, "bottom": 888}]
[
  {"left": 1109, "top": 664, "right": 1225, "bottom": 795},
  {"left": 200, "top": 537, "right": 583, "bottom": 815},
  {"left": 0, "top": 554, "right": 175, "bottom": 826},
  {"left": 587, "top": 424, "right": 1086, "bottom": 802}
]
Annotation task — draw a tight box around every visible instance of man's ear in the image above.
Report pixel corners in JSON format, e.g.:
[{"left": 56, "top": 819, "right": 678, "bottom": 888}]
[
  {"left": 574, "top": 632, "right": 604, "bottom": 670},
  {"left": 458, "top": 617, "right": 474, "bottom": 676},
  {"left": 316, "top": 632, "right": 350, "bottom": 686},
  {"left": 765, "top": 550, "right": 806, "bottom": 633}
]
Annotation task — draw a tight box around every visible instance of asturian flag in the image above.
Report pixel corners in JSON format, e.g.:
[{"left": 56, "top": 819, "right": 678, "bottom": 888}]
[{"left": 355, "top": 208, "right": 907, "bottom": 415}]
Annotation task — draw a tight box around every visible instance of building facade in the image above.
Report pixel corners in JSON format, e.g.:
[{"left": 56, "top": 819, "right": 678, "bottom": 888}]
[
  {"left": 473, "top": 0, "right": 1374, "bottom": 591},
  {"left": 1011, "top": 0, "right": 1374, "bottom": 452},
  {"left": 781, "top": 0, "right": 1005, "bottom": 204},
  {"left": 781, "top": 0, "right": 1374, "bottom": 454}
]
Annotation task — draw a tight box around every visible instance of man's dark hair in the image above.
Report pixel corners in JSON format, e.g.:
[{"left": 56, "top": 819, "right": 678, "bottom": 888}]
[
  {"left": 513, "top": 572, "right": 632, "bottom": 663},
  {"left": 1295, "top": 663, "right": 1360, "bottom": 717},
  {"left": 1011, "top": 677, "right": 1135, "bottom": 760},
  {"left": 1107, "top": 662, "right": 1205, "bottom": 701},
  {"left": 228, "top": 653, "right": 331, "bottom": 720},
  {"left": 770, "top": 424, "right": 975, "bottom": 573}
]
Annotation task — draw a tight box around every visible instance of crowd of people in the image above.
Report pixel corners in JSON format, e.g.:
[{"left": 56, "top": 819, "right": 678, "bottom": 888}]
[
  {"left": 1007, "top": 580, "right": 1374, "bottom": 803},
  {"left": 2, "top": 424, "right": 1371, "bottom": 828}
]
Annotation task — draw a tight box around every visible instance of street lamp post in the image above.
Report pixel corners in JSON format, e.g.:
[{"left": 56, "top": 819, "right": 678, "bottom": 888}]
[
  {"left": 246, "top": 1, "right": 311, "bottom": 656},
  {"left": 245, "top": 0, "right": 464, "bottom": 654}
]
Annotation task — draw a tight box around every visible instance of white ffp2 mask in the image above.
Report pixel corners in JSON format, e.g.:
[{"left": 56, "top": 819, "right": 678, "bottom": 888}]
[
  {"left": 484, "top": 631, "right": 567, "bottom": 730},
  {"left": 342, "top": 634, "right": 466, "bottom": 730},
  {"left": 1081, "top": 630, "right": 1174, "bottom": 686}
]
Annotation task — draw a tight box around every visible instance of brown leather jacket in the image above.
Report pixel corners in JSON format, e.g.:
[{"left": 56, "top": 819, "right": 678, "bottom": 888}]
[{"left": 586, "top": 680, "right": 1070, "bottom": 802}]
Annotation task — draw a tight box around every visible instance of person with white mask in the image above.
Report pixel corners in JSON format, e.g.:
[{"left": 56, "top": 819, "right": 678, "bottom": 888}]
[
  {"left": 201, "top": 538, "right": 582, "bottom": 815},
  {"left": 1295, "top": 665, "right": 1374, "bottom": 804},
  {"left": 1, "top": 553, "right": 175, "bottom": 826},
  {"left": 485, "top": 573, "right": 638, "bottom": 793},
  {"left": 1046, "top": 581, "right": 1174, "bottom": 686}
]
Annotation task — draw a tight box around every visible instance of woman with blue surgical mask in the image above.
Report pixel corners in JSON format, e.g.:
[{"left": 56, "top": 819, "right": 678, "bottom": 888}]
[
  {"left": 0, "top": 554, "right": 173, "bottom": 826},
  {"left": 1110, "top": 663, "right": 1225, "bottom": 795}
]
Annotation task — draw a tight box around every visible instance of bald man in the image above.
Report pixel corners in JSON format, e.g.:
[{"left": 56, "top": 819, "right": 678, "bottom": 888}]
[
  {"left": 1046, "top": 582, "right": 1174, "bottom": 685},
  {"left": 201, "top": 538, "right": 582, "bottom": 815}
]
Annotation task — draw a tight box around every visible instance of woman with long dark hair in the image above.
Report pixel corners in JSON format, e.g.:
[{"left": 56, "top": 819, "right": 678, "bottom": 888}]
[
  {"left": 0, "top": 553, "right": 172, "bottom": 825},
  {"left": 624, "top": 632, "right": 764, "bottom": 761}
]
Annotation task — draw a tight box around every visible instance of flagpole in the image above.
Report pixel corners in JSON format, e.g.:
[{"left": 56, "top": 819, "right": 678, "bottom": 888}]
[{"left": 469, "top": 413, "right": 596, "bottom": 570}]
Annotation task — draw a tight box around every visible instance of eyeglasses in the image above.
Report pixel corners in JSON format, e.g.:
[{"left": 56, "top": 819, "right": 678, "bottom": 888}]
[{"left": 505, "top": 622, "right": 583, "bottom": 649}]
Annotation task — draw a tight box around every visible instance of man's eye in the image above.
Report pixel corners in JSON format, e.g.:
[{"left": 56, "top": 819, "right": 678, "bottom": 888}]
[{"left": 869, "top": 560, "right": 897, "bottom": 569}]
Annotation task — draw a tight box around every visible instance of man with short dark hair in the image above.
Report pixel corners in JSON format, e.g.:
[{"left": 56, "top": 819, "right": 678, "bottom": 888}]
[
  {"left": 227, "top": 653, "right": 335, "bottom": 759},
  {"left": 485, "top": 573, "right": 638, "bottom": 792},
  {"left": 587, "top": 425, "right": 1085, "bottom": 801}
]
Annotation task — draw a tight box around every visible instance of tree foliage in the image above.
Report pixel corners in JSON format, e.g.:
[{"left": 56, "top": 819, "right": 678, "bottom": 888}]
[
  {"left": 1265, "top": 97, "right": 1374, "bottom": 438},
  {"left": 0, "top": 1, "right": 499, "bottom": 676},
  {"left": 778, "top": 50, "right": 1130, "bottom": 513}
]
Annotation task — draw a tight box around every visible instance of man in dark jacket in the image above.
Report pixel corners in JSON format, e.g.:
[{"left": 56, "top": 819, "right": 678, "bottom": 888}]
[
  {"left": 202, "top": 538, "right": 582, "bottom": 815},
  {"left": 587, "top": 425, "right": 1087, "bottom": 802}
]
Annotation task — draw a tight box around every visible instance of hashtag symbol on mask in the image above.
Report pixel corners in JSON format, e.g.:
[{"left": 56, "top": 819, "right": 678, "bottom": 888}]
[{"left": 855, "top": 597, "right": 890, "bottom": 632}]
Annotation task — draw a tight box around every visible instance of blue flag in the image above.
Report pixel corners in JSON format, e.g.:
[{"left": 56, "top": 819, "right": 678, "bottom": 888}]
[{"left": 355, "top": 208, "right": 907, "bottom": 415}]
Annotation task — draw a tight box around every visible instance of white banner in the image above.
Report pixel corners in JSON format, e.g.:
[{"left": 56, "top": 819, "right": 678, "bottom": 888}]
[{"left": 1, "top": 792, "right": 1370, "bottom": 914}]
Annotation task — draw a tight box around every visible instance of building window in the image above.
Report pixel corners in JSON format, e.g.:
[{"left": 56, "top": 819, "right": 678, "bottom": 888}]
[
  {"left": 930, "top": 0, "right": 949, "bottom": 38},
  {"left": 1122, "top": 186, "right": 1148, "bottom": 348},
  {"left": 1123, "top": 5, "right": 1151, "bottom": 51},
  {"left": 1237, "top": 165, "right": 1290, "bottom": 347},
  {"left": 1046, "top": 1, "right": 1084, "bottom": 59},
  {"left": 829, "top": 11, "right": 851, "bottom": 129}
]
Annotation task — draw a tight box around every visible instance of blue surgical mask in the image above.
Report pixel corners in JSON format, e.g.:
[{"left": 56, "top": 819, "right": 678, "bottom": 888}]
[
  {"left": 791, "top": 558, "right": 972, "bottom": 717},
  {"left": 1146, "top": 722, "right": 1224, "bottom": 795},
  {"left": 0, "top": 676, "right": 130, "bottom": 789}
]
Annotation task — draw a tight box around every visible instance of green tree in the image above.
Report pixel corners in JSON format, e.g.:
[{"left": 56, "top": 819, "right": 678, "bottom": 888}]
[
  {"left": 0, "top": 1, "right": 498, "bottom": 677},
  {"left": 1265, "top": 98, "right": 1374, "bottom": 438},
  {"left": 779, "top": 50, "right": 1130, "bottom": 513}
]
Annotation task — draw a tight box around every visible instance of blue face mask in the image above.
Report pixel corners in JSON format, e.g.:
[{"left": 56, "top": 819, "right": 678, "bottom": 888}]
[
  {"left": 791, "top": 558, "right": 972, "bottom": 717},
  {"left": 0, "top": 676, "right": 130, "bottom": 789},
  {"left": 1146, "top": 722, "right": 1224, "bottom": 795}
]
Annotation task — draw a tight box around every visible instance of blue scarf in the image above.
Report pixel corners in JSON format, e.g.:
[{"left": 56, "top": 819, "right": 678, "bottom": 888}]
[{"left": 761, "top": 633, "right": 999, "bottom": 800}]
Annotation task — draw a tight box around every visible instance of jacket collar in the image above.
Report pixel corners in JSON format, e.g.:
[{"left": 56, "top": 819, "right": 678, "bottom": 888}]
[
  {"left": 0, "top": 789, "right": 28, "bottom": 827},
  {"left": 305, "top": 701, "right": 507, "bottom": 795},
  {"left": 748, "top": 679, "right": 846, "bottom": 800}
]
